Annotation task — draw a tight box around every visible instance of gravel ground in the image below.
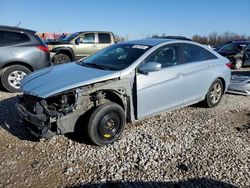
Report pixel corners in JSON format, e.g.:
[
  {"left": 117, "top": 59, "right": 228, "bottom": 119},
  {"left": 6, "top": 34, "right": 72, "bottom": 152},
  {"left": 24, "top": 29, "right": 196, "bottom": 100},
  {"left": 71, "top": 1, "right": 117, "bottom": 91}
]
[{"left": 0, "top": 72, "right": 250, "bottom": 188}]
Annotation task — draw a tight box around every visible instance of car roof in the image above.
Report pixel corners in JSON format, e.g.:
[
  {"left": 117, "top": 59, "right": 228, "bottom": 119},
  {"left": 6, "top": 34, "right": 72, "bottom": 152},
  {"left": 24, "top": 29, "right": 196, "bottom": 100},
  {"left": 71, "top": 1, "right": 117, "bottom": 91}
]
[
  {"left": 124, "top": 38, "right": 176, "bottom": 46},
  {"left": 231, "top": 40, "right": 250, "bottom": 44},
  {"left": 0, "top": 25, "right": 36, "bottom": 33},
  {"left": 78, "top": 31, "right": 114, "bottom": 34}
]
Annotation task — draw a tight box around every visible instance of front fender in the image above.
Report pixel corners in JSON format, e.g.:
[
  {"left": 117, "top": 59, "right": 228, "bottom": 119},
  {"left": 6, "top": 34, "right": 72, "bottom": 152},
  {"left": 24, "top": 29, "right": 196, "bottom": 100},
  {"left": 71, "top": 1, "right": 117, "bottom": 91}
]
[{"left": 51, "top": 47, "right": 76, "bottom": 61}]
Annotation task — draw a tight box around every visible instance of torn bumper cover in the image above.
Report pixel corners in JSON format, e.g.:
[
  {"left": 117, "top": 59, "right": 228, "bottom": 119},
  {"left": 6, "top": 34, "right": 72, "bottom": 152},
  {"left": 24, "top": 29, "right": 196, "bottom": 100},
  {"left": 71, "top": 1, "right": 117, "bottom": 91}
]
[
  {"left": 15, "top": 92, "right": 79, "bottom": 138},
  {"left": 227, "top": 75, "right": 250, "bottom": 96},
  {"left": 16, "top": 102, "right": 53, "bottom": 138}
]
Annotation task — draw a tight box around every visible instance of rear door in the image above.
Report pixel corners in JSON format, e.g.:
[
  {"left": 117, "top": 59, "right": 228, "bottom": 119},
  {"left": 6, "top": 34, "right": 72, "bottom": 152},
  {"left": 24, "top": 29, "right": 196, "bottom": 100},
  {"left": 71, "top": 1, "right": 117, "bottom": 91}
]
[
  {"left": 180, "top": 43, "right": 219, "bottom": 104},
  {"left": 96, "top": 33, "right": 113, "bottom": 50},
  {"left": 136, "top": 44, "right": 186, "bottom": 119},
  {"left": 0, "top": 30, "right": 40, "bottom": 64}
]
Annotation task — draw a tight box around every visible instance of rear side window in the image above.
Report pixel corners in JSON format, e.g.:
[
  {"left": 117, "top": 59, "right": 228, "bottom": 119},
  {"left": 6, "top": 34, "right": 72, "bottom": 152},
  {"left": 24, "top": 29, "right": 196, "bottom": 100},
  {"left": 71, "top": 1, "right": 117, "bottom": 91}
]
[
  {"left": 183, "top": 44, "right": 217, "bottom": 63},
  {"left": 0, "top": 31, "right": 30, "bottom": 45},
  {"left": 143, "top": 44, "right": 181, "bottom": 68},
  {"left": 98, "top": 33, "right": 111, "bottom": 43}
]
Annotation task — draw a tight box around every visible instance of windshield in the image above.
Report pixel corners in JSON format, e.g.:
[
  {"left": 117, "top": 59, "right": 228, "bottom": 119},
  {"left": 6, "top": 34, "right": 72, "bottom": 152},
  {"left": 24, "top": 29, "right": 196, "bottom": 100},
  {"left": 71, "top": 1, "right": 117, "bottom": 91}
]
[
  {"left": 62, "top": 32, "right": 79, "bottom": 42},
  {"left": 80, "top": 43, "right": 151, "bottom": 70}
]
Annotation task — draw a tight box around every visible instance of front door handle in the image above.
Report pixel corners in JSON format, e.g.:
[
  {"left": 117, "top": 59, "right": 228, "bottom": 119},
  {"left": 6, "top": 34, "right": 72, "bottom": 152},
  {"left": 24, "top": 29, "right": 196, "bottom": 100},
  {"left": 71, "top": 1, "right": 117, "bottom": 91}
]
[
  {"left": 176, "top": 72, "right": 184, "bottom": 78},
  {"left": 91, "top": 45, "right": 97, "bottom": 48}
]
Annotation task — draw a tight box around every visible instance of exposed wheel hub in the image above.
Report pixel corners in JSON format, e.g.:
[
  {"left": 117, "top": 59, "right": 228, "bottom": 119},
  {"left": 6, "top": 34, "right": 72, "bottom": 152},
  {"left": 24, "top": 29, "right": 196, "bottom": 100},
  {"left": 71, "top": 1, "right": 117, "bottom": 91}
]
[{"left": 98, "top": 112, "right": 121, "bottom": 139}]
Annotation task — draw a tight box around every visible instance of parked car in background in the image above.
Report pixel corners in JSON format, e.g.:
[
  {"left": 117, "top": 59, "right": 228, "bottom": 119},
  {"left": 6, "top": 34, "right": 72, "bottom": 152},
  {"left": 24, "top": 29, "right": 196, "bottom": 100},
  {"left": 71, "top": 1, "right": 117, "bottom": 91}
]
[
  {"left": 214, "top": 40, "right": 250, "bottom": 69},
  {"left": 0, "top": 25, "right": 50, "bottom": 92},
  {"left": 47, "top": 31, "right": 115, "bottom": 64},
  {"left": 227, "top": 72, "right": 250, "bottom": 96},
  {"left": 16, "top": 39, "right": 231, "bottom": 145}
]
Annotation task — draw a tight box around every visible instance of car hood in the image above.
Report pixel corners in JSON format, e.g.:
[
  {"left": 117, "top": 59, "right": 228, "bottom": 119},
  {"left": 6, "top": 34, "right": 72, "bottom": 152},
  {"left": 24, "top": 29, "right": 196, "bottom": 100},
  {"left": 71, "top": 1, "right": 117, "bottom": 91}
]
[
  {"left": 21, "top": 62, "right": 121, "bottom": 98},
  {"left": 46, "top": 41, "right": 72, "bottom": 45}
]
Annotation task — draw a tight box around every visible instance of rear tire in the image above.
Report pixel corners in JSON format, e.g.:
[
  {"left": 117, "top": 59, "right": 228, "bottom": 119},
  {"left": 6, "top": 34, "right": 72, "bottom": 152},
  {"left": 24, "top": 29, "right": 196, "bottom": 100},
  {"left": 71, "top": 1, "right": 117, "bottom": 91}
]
[
  {"left": 233, "top": 58, "right": 243, "bottom": 69},
  {"left": 53, "top": 53, "right": 71, "bottom": 64},
  {"left": 87, "top": 103, "right": 125, "bottom": 146},
  {"left": 203, "top": 79, "right": 224, "bottom": 108},
  {"left": 1, "top": 65, "right": 31, "bottom": 92}
]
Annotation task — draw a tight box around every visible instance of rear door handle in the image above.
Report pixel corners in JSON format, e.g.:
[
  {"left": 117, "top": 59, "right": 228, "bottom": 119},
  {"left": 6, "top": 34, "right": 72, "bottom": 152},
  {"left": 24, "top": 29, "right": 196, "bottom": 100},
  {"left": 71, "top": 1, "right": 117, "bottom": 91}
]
[{"left": 209, "top": 64, "right": 215, "bottom": 68}]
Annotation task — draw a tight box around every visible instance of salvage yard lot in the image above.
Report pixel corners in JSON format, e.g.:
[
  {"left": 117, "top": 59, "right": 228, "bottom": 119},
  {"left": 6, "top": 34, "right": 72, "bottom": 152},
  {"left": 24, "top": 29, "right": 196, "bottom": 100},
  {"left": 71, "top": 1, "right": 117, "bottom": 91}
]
[{"left": 0, "top": 84, "right": 250, "bottom": 187}]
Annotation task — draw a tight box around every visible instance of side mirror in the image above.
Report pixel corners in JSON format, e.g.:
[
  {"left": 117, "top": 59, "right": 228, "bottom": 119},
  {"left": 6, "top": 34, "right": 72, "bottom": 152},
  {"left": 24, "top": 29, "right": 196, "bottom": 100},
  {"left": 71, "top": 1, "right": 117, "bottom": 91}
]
[
  {"left": 138, "top": 62, "right": 161, "bottom": 75},
  {"left": 75, "top": 38, "right": 82, "bottom": 45}
]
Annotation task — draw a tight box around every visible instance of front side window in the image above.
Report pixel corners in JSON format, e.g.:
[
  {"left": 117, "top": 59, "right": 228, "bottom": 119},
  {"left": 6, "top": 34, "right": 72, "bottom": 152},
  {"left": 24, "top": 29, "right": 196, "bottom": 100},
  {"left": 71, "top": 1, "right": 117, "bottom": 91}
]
[
  {"left": 80, "top": 43, "right": 150, "bottom": 70},
  {"left": 244, "top": 44, "right": 250, "bottom": 50},
  {"left": 98, "top": 33, "right": 111, "bottom": 43},
  {"left": 143, "top": 45, "right": 180, "bottom": 68},
  {"left": 183, "top": 44, "right": 217, "bottom": 63},
  {"left": 79, "top": 33, "right": 95, "bottom": 43},
  {"left": 0, "top": 31, "right": 30, "bottom": 45}
]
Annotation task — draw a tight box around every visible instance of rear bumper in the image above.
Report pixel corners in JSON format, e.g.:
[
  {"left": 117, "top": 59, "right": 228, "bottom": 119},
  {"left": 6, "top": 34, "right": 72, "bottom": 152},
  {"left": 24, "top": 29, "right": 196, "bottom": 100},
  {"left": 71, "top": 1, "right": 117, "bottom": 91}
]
[{"left": 32, "top": 52, "right": 51, "bottom": 71}]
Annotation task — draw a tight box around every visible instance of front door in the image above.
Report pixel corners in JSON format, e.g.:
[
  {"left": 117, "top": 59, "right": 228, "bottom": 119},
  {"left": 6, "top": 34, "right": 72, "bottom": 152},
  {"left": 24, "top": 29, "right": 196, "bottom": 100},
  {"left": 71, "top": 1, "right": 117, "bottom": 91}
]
[
  {"left": 244, "top": 45, "right": 250, "bottom": 65},
  {"left": 74, "top": 33, "right": 97, "bottom": 59},
  {"left": 136, "top": 44, "right": 186, "bottom": 119}
]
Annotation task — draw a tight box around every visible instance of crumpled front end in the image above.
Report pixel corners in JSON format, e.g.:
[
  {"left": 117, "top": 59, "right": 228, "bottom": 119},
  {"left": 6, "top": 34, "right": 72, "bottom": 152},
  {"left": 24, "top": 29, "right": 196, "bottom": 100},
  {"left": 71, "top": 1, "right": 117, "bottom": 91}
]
[
  {"left": 227, "top": 75, "right": 250, "bottom": 96},
  {"left": 16, "top": 76, "right": 135, "bottom": 138},
  {"left": 16, "top": 90, "right": 81, "bottom": 138}
]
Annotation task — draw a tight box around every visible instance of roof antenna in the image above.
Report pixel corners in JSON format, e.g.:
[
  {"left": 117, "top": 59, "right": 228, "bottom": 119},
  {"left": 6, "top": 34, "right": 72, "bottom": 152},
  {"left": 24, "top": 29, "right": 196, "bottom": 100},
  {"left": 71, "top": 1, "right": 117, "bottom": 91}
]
[{"left": 16, "top": 21, "right": 22, "bottom": 27}]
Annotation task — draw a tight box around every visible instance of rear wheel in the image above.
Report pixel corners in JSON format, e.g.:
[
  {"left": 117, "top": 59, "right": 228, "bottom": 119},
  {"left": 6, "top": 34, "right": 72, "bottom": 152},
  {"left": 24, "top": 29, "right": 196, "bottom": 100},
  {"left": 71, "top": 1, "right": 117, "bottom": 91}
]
[
  {"left": 53, "top": 53, "right": 71, "bottom": 64},
  {"left": 233, "top": 58, "right": 243, "bottom": 69},
  {"left": 203, "top": 79, "right": 224, "bottom": 108},
  {"left": 1, "top": 65, "right": 31, "bottom": 92},
  {"left": 87, "top": 103, "right": 125, "bottom": 146}
]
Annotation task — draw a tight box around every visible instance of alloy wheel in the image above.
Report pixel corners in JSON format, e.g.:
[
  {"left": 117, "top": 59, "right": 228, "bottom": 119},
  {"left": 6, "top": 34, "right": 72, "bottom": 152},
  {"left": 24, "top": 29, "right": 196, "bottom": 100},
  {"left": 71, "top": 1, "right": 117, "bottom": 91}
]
[
  {"left": 210, "top": 82, "right": 222, "bottom": 104},
  {"left": 7, "top": 70, "right": 27, "bottom": 89}
]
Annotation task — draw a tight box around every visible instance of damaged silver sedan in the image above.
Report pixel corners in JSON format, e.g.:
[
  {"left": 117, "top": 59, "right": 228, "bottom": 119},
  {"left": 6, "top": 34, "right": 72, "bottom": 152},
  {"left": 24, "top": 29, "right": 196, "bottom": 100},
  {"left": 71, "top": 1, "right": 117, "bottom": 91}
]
[{"left": 16, "top": 39, "right": 231, "bottom": 145}]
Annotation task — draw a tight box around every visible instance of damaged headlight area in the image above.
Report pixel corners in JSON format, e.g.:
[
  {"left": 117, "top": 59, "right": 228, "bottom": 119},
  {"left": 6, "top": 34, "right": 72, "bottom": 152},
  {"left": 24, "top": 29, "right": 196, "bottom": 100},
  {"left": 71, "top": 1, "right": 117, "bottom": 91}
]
[{"left": 43, "top": 91, "right": 77, "bottom": 116}]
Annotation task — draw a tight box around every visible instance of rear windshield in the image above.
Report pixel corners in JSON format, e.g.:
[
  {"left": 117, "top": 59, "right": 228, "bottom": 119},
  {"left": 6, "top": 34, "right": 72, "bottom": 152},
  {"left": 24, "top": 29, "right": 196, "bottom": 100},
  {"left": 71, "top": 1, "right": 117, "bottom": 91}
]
[{"left": 0, "top": 31, "right": 30, "bottom": 45}]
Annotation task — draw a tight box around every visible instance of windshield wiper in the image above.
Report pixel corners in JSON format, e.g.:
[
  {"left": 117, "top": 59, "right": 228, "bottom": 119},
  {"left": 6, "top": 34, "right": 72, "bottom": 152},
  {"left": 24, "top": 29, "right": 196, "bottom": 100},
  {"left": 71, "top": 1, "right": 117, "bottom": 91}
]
[{"left": 83, "top": 62, "right": 110, "bottom": 70}]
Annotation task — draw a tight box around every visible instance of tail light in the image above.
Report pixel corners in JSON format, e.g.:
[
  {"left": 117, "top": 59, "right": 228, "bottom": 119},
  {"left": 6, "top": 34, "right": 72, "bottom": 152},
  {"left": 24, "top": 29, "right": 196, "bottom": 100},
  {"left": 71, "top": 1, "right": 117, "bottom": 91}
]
[
  {"left": 226, "top": 62, "right": 232, "bottom": 69},
  {"left": 37, "top": 45, "right": 49, "bottom": 53}
]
